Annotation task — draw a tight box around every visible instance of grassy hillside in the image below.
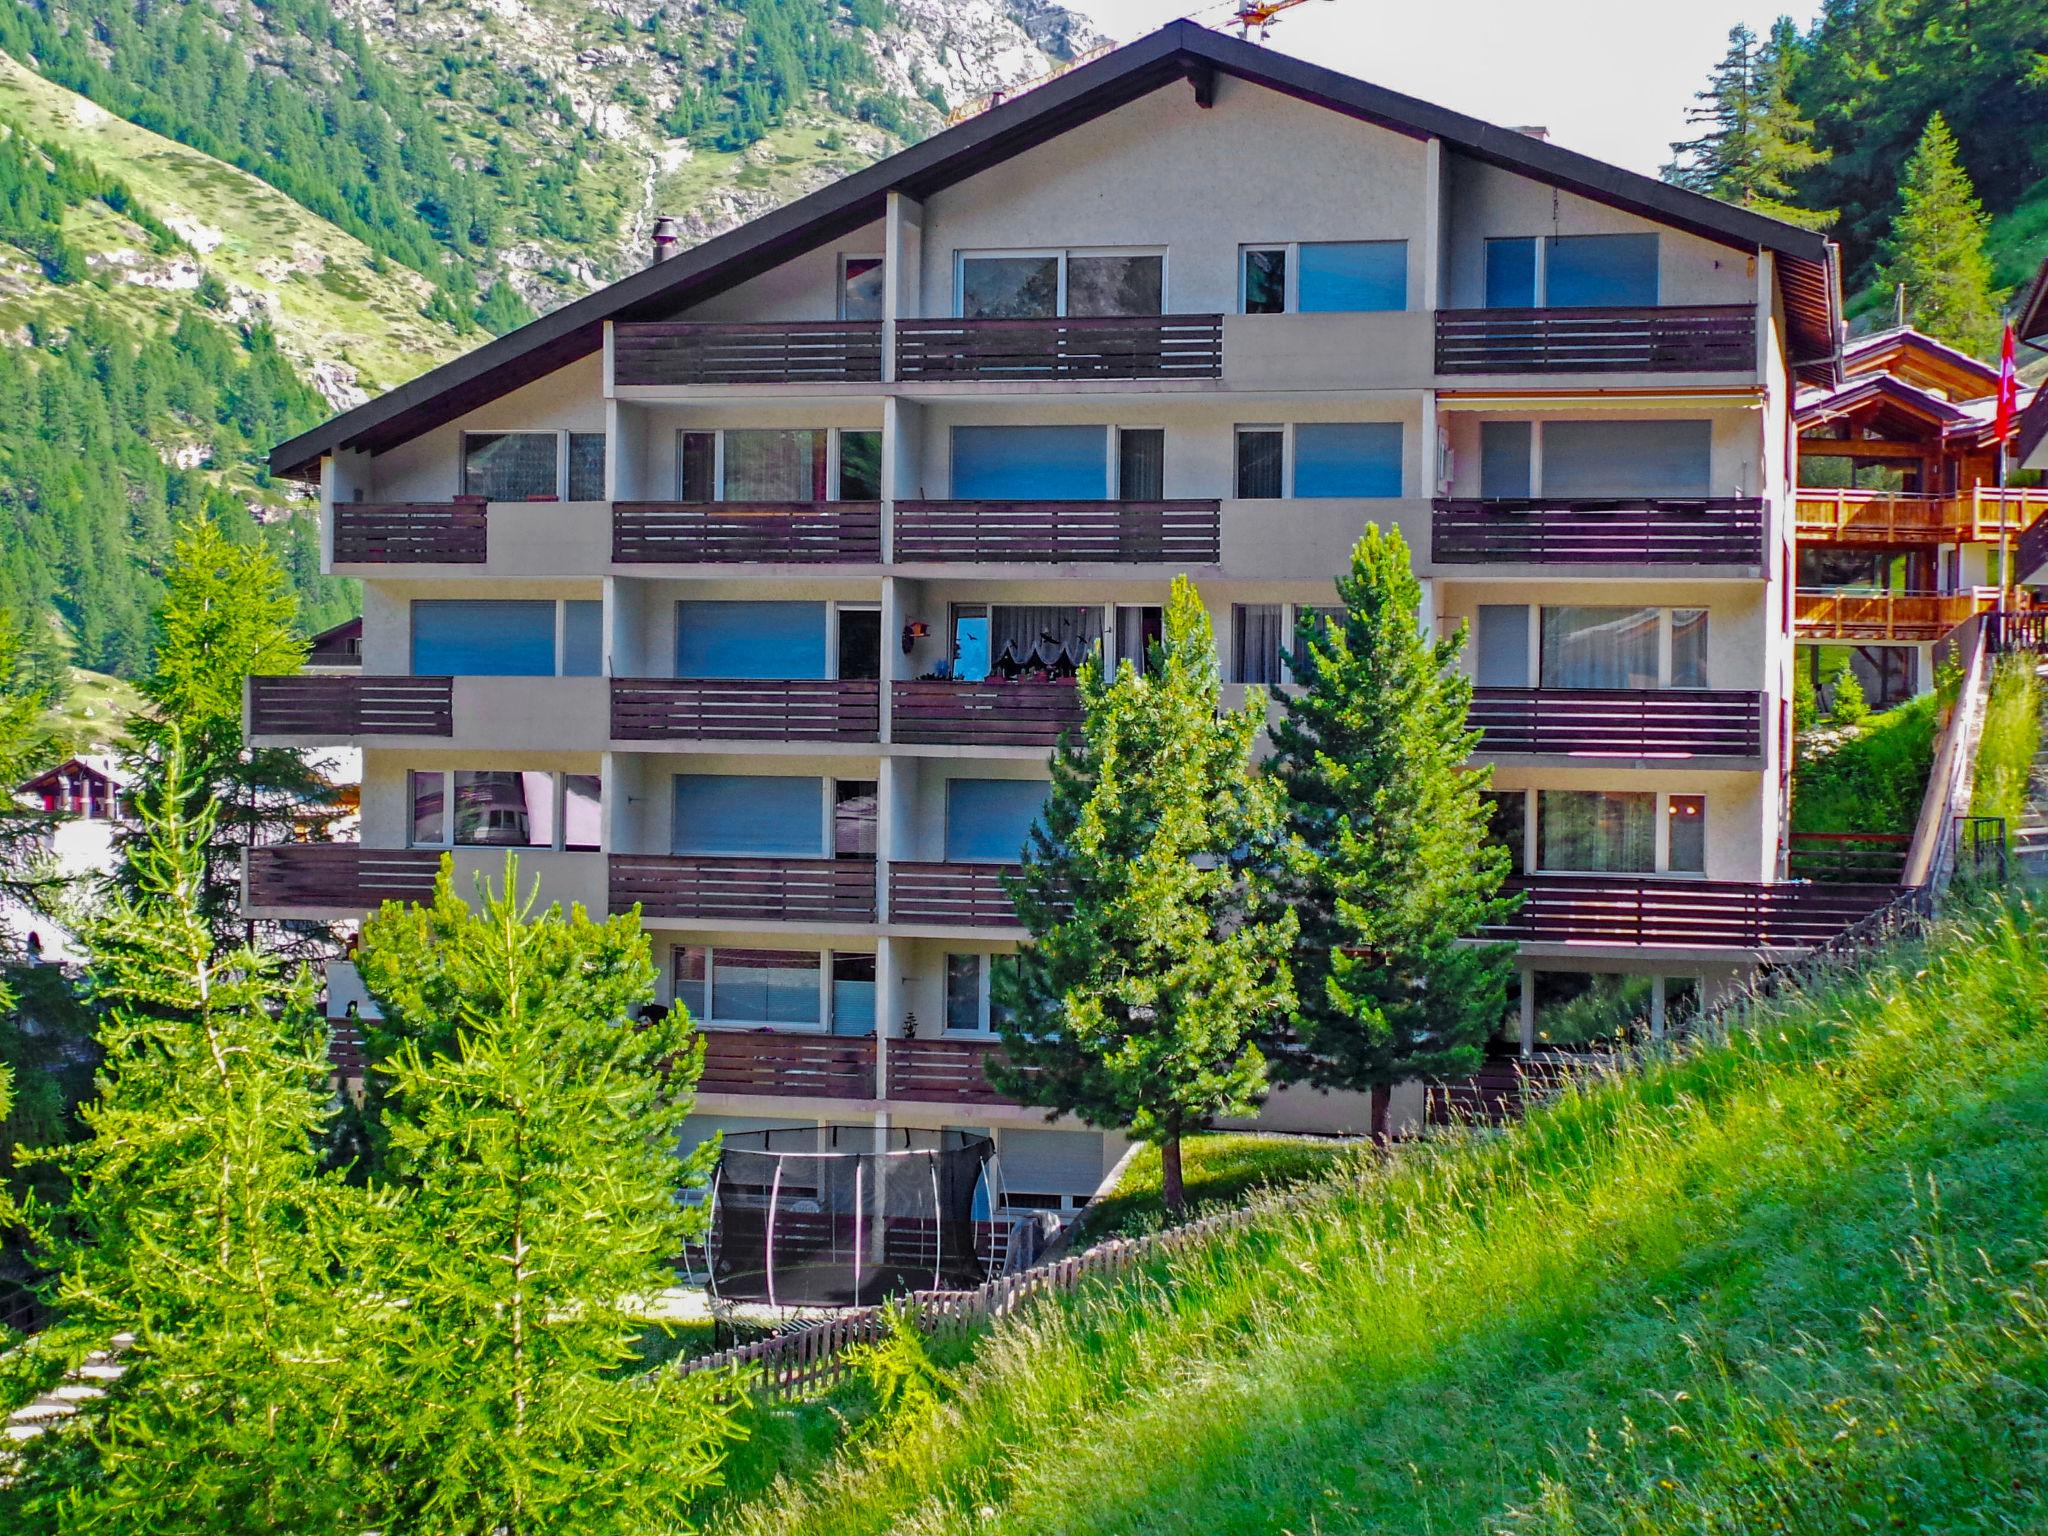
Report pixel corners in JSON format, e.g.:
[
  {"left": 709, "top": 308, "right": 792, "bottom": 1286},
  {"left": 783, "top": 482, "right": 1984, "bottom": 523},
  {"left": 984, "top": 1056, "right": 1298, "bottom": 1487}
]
[{"left": 711, "top": 895, "right": 2048, "bottom": 1535}]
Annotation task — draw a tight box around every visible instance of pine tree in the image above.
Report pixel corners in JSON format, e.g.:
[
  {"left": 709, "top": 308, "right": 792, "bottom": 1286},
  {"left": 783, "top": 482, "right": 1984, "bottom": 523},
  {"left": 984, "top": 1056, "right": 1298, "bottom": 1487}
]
[
  {"left": 992, "top": 578, "right": 1296, "bottom": 1215},
  {"left": 1663, "top": 21, "right": 1834, "bottom": 230},
  {"left": 1263, "top": 529, "right": 1518, "bottom": 1132},
  {"left": 1878, "top": 113, "right": 2007, "bottom": 355},
  {"left": 356, "top": 856, "right": 736, "bottom": 1533}
]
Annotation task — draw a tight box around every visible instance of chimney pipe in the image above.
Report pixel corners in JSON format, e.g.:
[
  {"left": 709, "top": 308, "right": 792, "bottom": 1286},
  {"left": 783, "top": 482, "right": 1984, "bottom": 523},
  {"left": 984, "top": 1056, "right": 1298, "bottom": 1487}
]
[{"left": 651, "top": 215, "right": 680, "bottom": 264}]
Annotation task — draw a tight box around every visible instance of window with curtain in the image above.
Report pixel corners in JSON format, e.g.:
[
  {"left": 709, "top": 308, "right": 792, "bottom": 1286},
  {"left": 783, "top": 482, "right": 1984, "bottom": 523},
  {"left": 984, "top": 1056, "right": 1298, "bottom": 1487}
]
[
  {"left": 722, "top": 429, "right": 828, "bottom": 501},
  {"left": 1476, "top": 605, "right": 1531, "bottom": 687},
  {"left": 834, "top": 781, "right": 877, "bottom": 860},
  {"left": 411, "top": 600, "right": 556, "bottom": 676},
  {"left": 678, "top": 432, "right": 716, "bottom": 501},
  {"left": 462, "top": 432, "right": 557, "bottom": 500},
  {"left": 675, "top": 601, "right": 828, "bottom": 679},
  {"left": 713, "top": 949, "right": 822, "bottom": 1027},
  {"left": 1542, "top": 420, "right": 1711, "bottom": 499},
  {"left": 1233, "top": 604, "right": 1285, "bottom": 686},
  {"left": 1294, "top": 423, "right": 1401, "bottom": 498},
  {"left": 960, "top": 255, "right": 1059, "bottom": 318},
  {"left": 838, "top": 431, "right": 882, "bottom": 499},
  {"left": 1538, "top": 790, "right": 1655, "bottom": 873},
  {"left": 1543, "top": 234, "right": 1659, "bottom": 307},
  {"left": 409, "top": 771, "right": 446, "bottom": 845},
  {"left": 672, "top": 775, "right": 823, "bottom": 858},
  {"left": 1241, "top": 247, "right": 1286, "bottom": 314},
  {"left": 1066, "top": 253, "right": 1163, "bottom": 316},
  {"left": 567, "top": 433, "right": 606, "bottom": 500},
  {"left": 983, "top": 606, "right": 1103, "bottom": 675},
  {"left": 561, "top": 600, "right": 602, "bottom": 678},
  {"left": 1114, "top": 605, "right": 1163, "bottom": 675},
  {"left": 1484, "top": 237, "right": 1537, "bottom": 307},
  {"left": 1117, "top": 429, "right": 1165, "bottom": 500},
  {"left": 1479, "top": 421, "right": 1533, "bottom": 498},
  {"left": 945, "top": 779, "right": 1049, "bottom": 862},
  {"left": 1667, "top": 794, "right": 1706, "bottom": 874},
  {"left": 1541, "top": 607, "right": 1660, "bottom": 689},
  {"left": 453, "top": 771, "right": 556, "bottom": 848},
  {"left": 841, "top": 256, "right": 884, "bottom": 320},
  {"left": 831, "top": 952, "right": 876, "bottom": 1035},
  {"left": 1235, "top": 429, "right": 1284, "bottom": 498},
  {"left": 1288, "top": 605, "right": 1344, "bottom": 677},
  {"left": 563, "top": 774, "right": 601, "bottom": 851},
  {"left": 1670, "top": 609, "right": 1709, "bottom": 688},
  {"left": 945, "top": 953, "right": 984, "bottom": 1032},
  {"left": 1298, "top": 240, "right": 1407, "bottom": 312},
  {"left": 951, "top": 425, "right": 1108, "bottom": 499}
]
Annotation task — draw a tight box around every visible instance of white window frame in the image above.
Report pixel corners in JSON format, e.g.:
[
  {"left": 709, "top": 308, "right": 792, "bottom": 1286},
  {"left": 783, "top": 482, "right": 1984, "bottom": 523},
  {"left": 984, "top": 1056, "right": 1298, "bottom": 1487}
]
[
  {"left": 1113, "top": 425, "right": 1166, "bottom": 500},
  {"left": 672, "top": 943, "right": 842, "bottom": 1035},
  {"left": 673, "top": 426, "right": 877, "bottom": 502},
  {"left": 941, "top": 950, "right": 1015, "bottom": 1037},
  {"left": 953, "top": 247, "right": 1169, "bottom": 319},
  {"left": 460, "top": 428, "right": 606, "bottom": 502},
  {"left": 1519, "top": 788, "right": 1708, "bottom": 879},
  {"left": 406, "top": 769, "right": 600, "bottom": 853},
  {"left": 1233, "top": 421, "right": 1404, "bottom": 501},
  {"left": 1479, "top": 605, "right": 1714, "bottom": 691},
  {"left": 1237, "top": 240, "right": 1411, "bottom": 315},
  {"left": 838, "top": 253, "right": 886, "bottom": 321}
]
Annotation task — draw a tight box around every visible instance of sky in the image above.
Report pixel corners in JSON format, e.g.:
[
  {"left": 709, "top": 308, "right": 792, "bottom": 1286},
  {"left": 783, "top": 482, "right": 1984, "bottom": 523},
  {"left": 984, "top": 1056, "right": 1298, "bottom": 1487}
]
[{"left": 1056, "top": 0, "right": 1826, "bottom": 176}]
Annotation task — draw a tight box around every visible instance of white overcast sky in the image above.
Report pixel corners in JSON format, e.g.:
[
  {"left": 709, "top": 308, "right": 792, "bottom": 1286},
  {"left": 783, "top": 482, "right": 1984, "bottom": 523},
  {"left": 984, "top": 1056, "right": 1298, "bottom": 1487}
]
[{"left": 1059, "top": 0, "right": 1826, "bottom": 176}]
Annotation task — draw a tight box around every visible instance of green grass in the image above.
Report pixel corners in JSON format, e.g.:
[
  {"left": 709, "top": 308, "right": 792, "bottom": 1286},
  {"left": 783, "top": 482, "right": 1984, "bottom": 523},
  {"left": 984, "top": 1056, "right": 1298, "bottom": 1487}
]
[
  {"left": 1971, "top": 653, "right": 2042, "bottom": 827},
  {"left": 1790, "top": 691, "right": 1939, "bottom": 835},
  {"left": 705, "top": 895, "right": 2048, "bottom": 1535},
  {"left": 1077, "top": 1133, "right": 1363, "bottom": 1240}
]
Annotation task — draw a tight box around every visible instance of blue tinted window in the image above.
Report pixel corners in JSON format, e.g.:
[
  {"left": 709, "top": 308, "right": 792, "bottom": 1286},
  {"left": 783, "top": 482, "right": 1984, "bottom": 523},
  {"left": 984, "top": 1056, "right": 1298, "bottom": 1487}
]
[
  {"left": 1480, "top": 422, "right": 1533, "bottom": 498},
  {"left": 562, "top": 601, "right": 602, "bottom": 677},
  {"left": 676, "top": 601, "right": 827, "bottom": 679},
  {"left": 672, "top": 775, "right": 823, "bottom": 857},
  {"left": 411, "top": 600, "right": 555, "bottom": 676},
  {"left": 952, "top": 426, "right": 1107, "bottom": 500},
  {"left": 945, "top": 778, "right": 1049, "bottom": 862},
  {"left": 1298, "top": 241, "right": 1406, "bottom": 312},
  {"left": 1484, "top": 238, "right": 1538, "bottom": 307},
  {"left": 1543, "top": 420, "right": 1710, "bottom": 498},
  {"left": 1293, "top": 423, "right": 1402, "bottom": 498},
  {"left": 1544, "top": 234, "right": 1659, "bottom": 307}
]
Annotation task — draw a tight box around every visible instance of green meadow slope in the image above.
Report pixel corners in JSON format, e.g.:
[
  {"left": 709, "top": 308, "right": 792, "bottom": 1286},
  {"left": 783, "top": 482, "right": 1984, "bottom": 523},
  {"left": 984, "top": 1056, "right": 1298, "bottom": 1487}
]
[{"left": 714, "top": 895, "right": 2048, "bottom": 1536}]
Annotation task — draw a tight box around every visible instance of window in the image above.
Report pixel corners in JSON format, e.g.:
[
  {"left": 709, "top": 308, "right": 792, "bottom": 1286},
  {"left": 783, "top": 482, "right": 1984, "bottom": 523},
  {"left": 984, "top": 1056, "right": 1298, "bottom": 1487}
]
[
  {"left": 1293, "top": 423, "right": 1401, "bottom": 498},
  {"left": 410, "top": 599, "right": 599, "bottom": 678},
  {"left": 675, "top": 601, "right": 828, "bottom": 680},
  {"left": 462, "top": 431, "right": 558, "bottom": 501},
  {"left": 1241, "top": 247, "right": 1286, "bottom": 314},
  {"left": 943, "top": 953, "right": 1018, "bottom": 1035},
  {"left": 1233, "top": 604, "right": 1285, "bottom": 686},
  {"left": 838, "top": 430, "right": 882, "bottom": 500},
  {"left": 951, "top": 425, "right": 1108, "bottom": 500},
  {"left": 409, "top": 770, "right": 445, "bottom": 846},
  {"left": 1541, "top": 607, "right": 1660, "bottom": 690},
  {"left": 675, "top": 428, "right": 875, "bottom": 501},
  {"left": 841, "top": 256, "right": 884, "bottom": 321},
  {"left": 1670, "top": 609, "right": 1709, "bottom": 689},
  {"left": 1066, "top": 253, "right": 1164, "bottom": 316},
  {"left": 1240, "top": 241, "right": 1408, "bottom": 312},
  {"left": 1542, "top": 420, "right": 1711, "bottom": 499},
  {"left": 1544, "top": 233, "right": 1658, "bottom": 307},
  {"left": 1288, "top": 606, "right": 1345, "bottom": 680},
  {"left": 563, "top": 773, "right": 602, "bottom": 852},
  {"left": 1476, "top": 604, "right": 1531, "bottom": 688},
  {"left": 950, "top": 605, "right": 1103, "bottom": 682},
  {"left": 1538, "top": 790, "right": 1655, "bottom": 873},
  {"left": 408, "top": 770, "right": 596, "bottom": 851},
  {"left": 568, "top": 433, "right": 606, "bottom": 501},
  {"left": 834, "top": 780, "right": 877, "bottom": 860},
  {"left": 561, "top": 600, "right": 602, "bottom": 677},
  {"left": 711, "top": 949, "right": 822, "bottom": 1028},
  {"left": 1483, "top": 237, "right": 1538, "bottom": 307},
  {"left": 1482, "top": 790, "right": 1527, "bottom": 873},
  {"left": 1117, "top": 428, "right": 1165, "bottom": 501},
  {"left": 958, "top": 250, "right": 1163, "bottom": 318},
  {"left": 673, "top": 946, "right": 709, "bottom": 1023},
  {"left": 1479, "top": 421, "right": 1533, "bottom": 498},
  {"left": 672, "top": 775, "right": 824, "bottom": 858},
  {"left": 960, "top": 254, "right": 1059, "bottom": 318},
  {"left": 1235, "top": 428, "right": 1284, "bottom": 499},
  {"left": 837, "top": 607, "right": 882, "bottom": 681},
  {"left": 1667, "top": 794, "right": 1706, "bottom": 874},
  {"left": 945, "top": 778, "right": 1049, "bottom": 863},
  {"left": 1114, "top": 604, "right": 1163, "bottom": 675},
  {"left": 831, "top": 953, "right": 876, "bottom": 1036},
  {"left": 678, "top": 431, "right": 716, "bottom": 501}
]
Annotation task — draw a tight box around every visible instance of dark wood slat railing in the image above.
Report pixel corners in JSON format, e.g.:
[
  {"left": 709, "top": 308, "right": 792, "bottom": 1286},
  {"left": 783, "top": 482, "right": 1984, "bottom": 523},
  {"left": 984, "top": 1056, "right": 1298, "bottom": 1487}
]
[
  {"left": 891, "top": 681, "right": 1083, "bottom": 747},
  {"left": 1431, "top": 497, "right": 1766, "bottom": 565},
  {"left": 1435, "top": 304, "right": 1757, "bottom": 375},
  {"left": 611, "top": 679, "right": 880, "bottom": 742},
  {"left": 611, "top": 321, "right": 883, "bottom": 386},
  {"left": 698, "top": 1031, "right": 877, "bottom": 1099},
  {"left": 2018, "top": 507, "right": 2048, "bottom": 585},
  {"left": 887, "top": 862, "right": 1023, "bottom": 927},
  {"left": 1786, "top": 831, "right": 1912, "bottom": 884},
  {"left": 249, "top": 675, "right": 453, "bottom": 738},
  {"left": 612, "top": 501, "right": 881, "bottom": 564},
  {"left": 334, "top": 501, "right": 488, "bottom": 564},
  {"left": 245, "top": 845, "right": 441, "bottom": 910},
  {"left": 1987, "top": 607, "right": 2048, "bottom": 654},
  {"left": 611, "top": 855, "right": 875, "bottom": 923},
  {"left": 893, "top": 500, "right": 1221, "bottom": 563},
  {"left": 1486, "top": 876, "right": 1902, "bottom": 950},
  {"left": 1470, "top": 688, "right": 1763, "bottom": 758},
  {"left": 886, "top": 1037, "right": 1019, "bottom": 1106},
  {"left": 895, "top": 314, "right": 1224, "bottom": 382}
]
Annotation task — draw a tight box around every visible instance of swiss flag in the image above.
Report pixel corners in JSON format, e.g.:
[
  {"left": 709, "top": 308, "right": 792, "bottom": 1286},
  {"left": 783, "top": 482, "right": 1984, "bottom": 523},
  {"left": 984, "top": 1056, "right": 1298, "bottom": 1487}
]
[{"left": 1995, "top": 321, "right": 2020, "bottom": 444}]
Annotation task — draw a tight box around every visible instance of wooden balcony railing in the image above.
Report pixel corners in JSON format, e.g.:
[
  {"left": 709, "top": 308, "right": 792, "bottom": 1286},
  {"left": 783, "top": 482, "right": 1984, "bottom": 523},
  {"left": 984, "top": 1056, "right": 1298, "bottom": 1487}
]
[
  {"left": 886, "top": 1037, "right": 1019, "bottom": 1106},
  {"left": 1432, "top": 497, "right": 1767, "bottom": 566},
  {"left": 611, "top": 855, "right": 875, "bottom": 924},
  {"left": 611, "top": 679, "right": 880, "bottom": 743},
  {"left": 244, "top": 845, "right": 441, "bottom": 911},
  {"left": 1794, "top": 589, "right": 1995, "bottom": 642},
  {"left": 697, "top": 1030, "right": 877, "bottom": 1099},
  {"left": 333, "top": 500, "right": 488, "bottom": 564},
  {"left": 895, "top": 314, "right": 1224, "bottom": 383},
  {"left": 1435, "top": 304, "right": 1757, "bottom": 375},
  {"left": 1792, "top": 487, "right": 2048, "bottom": 544},
  {"left": 891, "top": 681, "right": 1083, "bottom": 747},
  {"left": 248, "top": 675, "right": 453, "bottom": 738},
  {"left": 1786, "top": 831, "right": 1912, "bottom": 884},
  {"left": 887, "top": 862, "right": 1023, "bottom": 927},
  {"left": 1469, "top": 688, "right": 1763, "bottom": 759},
  {"left": 610, "top": 320, "right": 883, "bottom": 386},
  {"left": 1486, "top": 875, "right": 1902, "bottom": 950},
  {"left": 893, "top": 500, "right": 1221, "bottom": 563},
  {"left": 611, "top": 501, "right": 881, "bottom": 564}
]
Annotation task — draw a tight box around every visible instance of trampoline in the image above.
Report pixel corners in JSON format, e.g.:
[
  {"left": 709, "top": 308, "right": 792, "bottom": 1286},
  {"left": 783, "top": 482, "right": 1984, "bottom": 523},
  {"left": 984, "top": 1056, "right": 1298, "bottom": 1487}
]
[{"left": 707, "top": 1125, "right": 1001, "bottom": 1307}]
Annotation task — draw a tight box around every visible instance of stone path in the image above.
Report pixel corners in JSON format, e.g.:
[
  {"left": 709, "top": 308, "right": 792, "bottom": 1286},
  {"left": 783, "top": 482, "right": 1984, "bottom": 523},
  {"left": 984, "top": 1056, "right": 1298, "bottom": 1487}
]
[{"left": 2, "top": 1335, "right": 128, "bottom": 1448}]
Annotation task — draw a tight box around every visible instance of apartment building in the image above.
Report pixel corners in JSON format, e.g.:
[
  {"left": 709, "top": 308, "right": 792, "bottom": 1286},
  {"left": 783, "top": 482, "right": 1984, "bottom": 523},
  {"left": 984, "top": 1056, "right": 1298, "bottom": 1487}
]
[{"left": 252, "top": 23, "right": 1888, "bottom": 1189}]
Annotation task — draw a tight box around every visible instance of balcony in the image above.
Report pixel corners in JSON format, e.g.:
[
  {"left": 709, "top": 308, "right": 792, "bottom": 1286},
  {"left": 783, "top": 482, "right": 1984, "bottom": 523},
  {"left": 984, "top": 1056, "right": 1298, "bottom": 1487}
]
[
  {"left": 610, "top": 321, "right": 883, "bottom": 387},
  {"left": 611, "top": 855, "right": 875, "bottom": 924},
  {"left": 1794, "top": 589, "right": 1995, "bottom": 642},
  {"left": 1434, "top": 304, "right": 1756, "bottom": 375},
  {"left": 1487, "top": 875, "right": 1901, "bottom": 951},
  {"left": 1793, "top": 487, "right": 2048, "bottom": 545},
  {"left": 1469, "top": 688, "right": 1764, "bottom": 760},
  {"left": 611, "top": 679, "right": 880, "bottom": 744},
  {"left": 333, "top": 500, "right": 488, "bottom": 564},
  {"left": 697, "top": 1031, "right": 877, "bottom": 1099},
  {"left": 894, "top": 314, "right": 1224, "bottom": 384},
  {"left": 244, "top": 845, "right": 440, "bottom": 914},
  {"left": 611, "top": 501, "right": 881, "bottom": 564},
  {"left": 891, "top": 681, "right": 1084, "bottom": 748},
  {"left": 887, "top": 862, "right": 1022, "bottom": 927},
  {"left": 1431, "top": 497, "right": 1767, "bottom": 566},
  {"left": 2019, "top": 506, "right": 2048, "bottom": 585},
  {"left": 893, "top": 500, "right": 1221, "bottom": 564},
  {"left": 886, "top": 1037, "right": 1020, "bottom": 1107},
  {"left": 1786, "top": 831, "right": 1912, "bottom": 884},
  {"left": 248, "top": 675, "right": 453, "bottom": 742}
]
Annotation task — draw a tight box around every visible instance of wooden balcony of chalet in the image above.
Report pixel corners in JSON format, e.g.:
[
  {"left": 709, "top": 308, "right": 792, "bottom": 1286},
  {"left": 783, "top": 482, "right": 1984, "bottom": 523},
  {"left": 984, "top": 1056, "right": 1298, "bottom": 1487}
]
[
  {"left": 1794, "top": 589, "right": 1996, "bottom": 642},
  {"left": 610, "top": 855, "right": 876, "bottom": 924},
  {"left": 611, "top": 501, "right": 882, "bottom": 564},
  {"left": 1794, "top": 487, "right": 2048, "bottom": 545},
  {"left": 1434, "top": 304, "right": 1757, "bottom": 375},
  {"left": 610, "top": 321, "right": 883, "bottom": 386},
  {"left": 890, "top": 681, "right": 1084, "bottom": 747},
  {"left": 1469, "top": 688, "right": 1764, "bottom": 760},
  {"left": 610, "top": 679, "right": 880, "bottom": 743},
  {"left": 247, "top": 675, "right": 454, "bottom": 741},
  {"left": 1488, "top": 876, "right": 1902, "bottom": 951},
  {"left": 697, "top": 1031, "right": 877, "bottom": 1100},
  {"left": 886, "top": 862, "right": 1023, "bottom": 928},
  {"left": 894, "top": 315, "right": 1224, "bottom": 383},
  {"left": 893, "top": 500, "right": 1221, "bottom": 564},
  {"left": 886, "top": 1037, "right": 1020, "bottom": 1107},
  {"left": 1431, "top": 497, "right": 1767, "bottom": 566},
  {"left": 333, "top": 499, "right": 488, "bottom": 564}
]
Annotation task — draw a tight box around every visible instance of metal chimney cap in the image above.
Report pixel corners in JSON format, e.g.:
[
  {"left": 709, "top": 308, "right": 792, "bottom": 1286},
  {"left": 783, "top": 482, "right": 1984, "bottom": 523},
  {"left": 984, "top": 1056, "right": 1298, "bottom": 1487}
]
[{"left": 651, "top": 215, "right": 680, "bottom": 263}]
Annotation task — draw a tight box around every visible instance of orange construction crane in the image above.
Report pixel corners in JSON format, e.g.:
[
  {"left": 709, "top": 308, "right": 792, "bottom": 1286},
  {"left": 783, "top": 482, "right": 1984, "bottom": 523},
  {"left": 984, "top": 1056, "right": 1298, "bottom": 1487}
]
[{"left": 1229, "top": 0, "right": 1317, "bottom": 41}]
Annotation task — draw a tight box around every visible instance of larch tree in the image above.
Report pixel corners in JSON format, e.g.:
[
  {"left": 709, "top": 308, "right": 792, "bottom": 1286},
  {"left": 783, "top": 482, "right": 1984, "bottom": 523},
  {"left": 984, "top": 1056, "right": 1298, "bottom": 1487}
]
[
  {"left": 992, "top": 577, "right": 1296, "bottom": 1216},
  {"left": 1264, "top": 527, "right": 1519, "bottom": 1133},
  {"left": 1663, "top": 20, "right": 1834, "bottom": 230},
  {"left": 1878, "top": 113, "right": 2006, "bottom": 356}
]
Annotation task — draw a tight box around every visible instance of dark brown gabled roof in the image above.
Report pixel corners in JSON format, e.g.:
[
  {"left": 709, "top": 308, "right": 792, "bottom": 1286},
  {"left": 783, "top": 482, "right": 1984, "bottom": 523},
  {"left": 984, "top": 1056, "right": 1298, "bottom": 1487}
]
[
  {"left": 270, "top": 20, "right": 1842, "bottom": 480},
  {"left": 2016, "top": 256, "right": 2048, "bottom": 349}
]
